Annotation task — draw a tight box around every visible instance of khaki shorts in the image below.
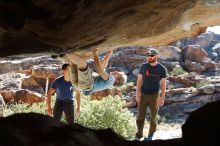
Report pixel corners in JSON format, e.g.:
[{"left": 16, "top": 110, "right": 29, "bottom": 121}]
[
  {"left": 69, "top": 65, "right": 94, "bottom": 90},
  {"left": 68, "top": 65, "right": 78, "bottom": 88}
]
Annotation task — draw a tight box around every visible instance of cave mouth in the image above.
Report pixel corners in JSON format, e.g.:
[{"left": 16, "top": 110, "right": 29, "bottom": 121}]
[{"left": 1, "top": 26, "right": 220, "bottom": 141}]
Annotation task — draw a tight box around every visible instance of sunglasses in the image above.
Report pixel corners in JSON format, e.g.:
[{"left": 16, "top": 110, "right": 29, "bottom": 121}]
[{"left": 147, "top": 55, "right": 155, "bottom": 57}]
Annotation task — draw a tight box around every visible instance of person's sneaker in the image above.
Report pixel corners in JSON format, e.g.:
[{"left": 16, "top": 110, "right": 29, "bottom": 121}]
[
  {"left": 134, "top": 134, "right": 142, "bottom": 141},
  {"left": 143, "top": 134, "right": 154, "bottom": 141},
  {"left": 134, "top": 137, "right": 141, "bottom": 141}
]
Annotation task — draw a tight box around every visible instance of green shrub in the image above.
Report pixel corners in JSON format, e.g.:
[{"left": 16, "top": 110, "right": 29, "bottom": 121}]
[
  {"left": 3, "top": 102, "right": 46, "bottom": 117},
  {"left": 3, "top": 96, "right": 55, "bottom": 117},
  {"left": 118, "top": 82, "right": 134, "bottom": 95},
  {"left": 3, "top": 95, "right": 137, "bottom": 139},
  {"left": 170, "top": 66, "right": 186, "bottom": 76},
  {"left": 75, "top": 96, "right": 137, "bottom": 139}
]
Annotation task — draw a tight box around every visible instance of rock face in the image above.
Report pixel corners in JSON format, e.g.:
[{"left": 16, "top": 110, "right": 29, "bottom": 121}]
[
  {"left": 1, "top": 0, "right": 220, "bottom": 57},
  {"left": 0, "top": 101, "right": 219, "bottom": 146}
]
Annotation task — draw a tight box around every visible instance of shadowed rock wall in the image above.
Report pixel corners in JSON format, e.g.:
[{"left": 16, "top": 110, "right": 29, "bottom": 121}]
[
  {"left": 1, "top": 0, "right": 220, "bottom": 57},
  {"left": 0, "top": 101, "right": 219, "bottom": 146}
]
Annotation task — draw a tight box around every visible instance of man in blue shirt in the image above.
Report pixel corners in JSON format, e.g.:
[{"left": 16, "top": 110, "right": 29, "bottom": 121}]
[{"left": 47, "top": 63, "right": 80, "bottom": 124}]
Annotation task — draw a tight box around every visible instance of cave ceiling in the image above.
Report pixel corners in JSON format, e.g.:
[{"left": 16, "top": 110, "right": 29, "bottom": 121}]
[{"left": 0, "top": 0, "right": 220, "bottom": 57}]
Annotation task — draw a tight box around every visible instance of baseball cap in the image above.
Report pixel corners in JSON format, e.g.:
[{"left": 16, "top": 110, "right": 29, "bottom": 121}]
[
  {"left": 62, "top": 63, "right": 70, "bottom": 70},
  {"left": 147, "top": 49, "right": 158, "bottom": 56}
]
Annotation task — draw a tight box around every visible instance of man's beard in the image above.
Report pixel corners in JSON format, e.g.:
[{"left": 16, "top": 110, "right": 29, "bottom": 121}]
[{"left": 148, "top": 58, "right": 156, "bottom": 63}]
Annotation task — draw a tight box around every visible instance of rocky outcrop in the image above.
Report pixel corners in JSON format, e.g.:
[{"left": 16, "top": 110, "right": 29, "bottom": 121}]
[
  {"left": 0, "top": 72, "right": 26, "bottom": 90},
  {"left": 1, "top": 1, "right": 220, "bottom": 57},
  {"left": 0, "top": 89, "right": 45, "bottom": 104},
  {"left": 0, "top": 56, "right": 61, "bottom": 74},
  {"left": 173, "top": 31, "right": 220, "bottom": 61},
  {"left": 180, "top": 45, "right": 219, "bottom": 73},
  {"left": 31, "top": 65, "right": 60, "bottom": 79}
]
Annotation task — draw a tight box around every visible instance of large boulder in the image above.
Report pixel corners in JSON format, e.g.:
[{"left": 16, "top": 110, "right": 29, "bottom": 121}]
[
  {"left": 182, "top": 100, "right": 220, "bottom": 146},
  {"left": 182, "top": 45, "right": 208, "bottom": 63}
]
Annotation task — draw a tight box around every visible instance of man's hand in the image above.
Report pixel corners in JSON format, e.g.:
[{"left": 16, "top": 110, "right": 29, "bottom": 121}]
[
  {"left": 76, "top": 107, "right": 80, "bottom": 117},
  {"left": 47, "top": 88, "right": 55, "bottom": 117},
  {"left": 48, "top": 107, "right": 53, "bottom": 117},
  {"left": 135, "top": 92, "right": 141, "bottom": 103},
  {"left": 157, "top": 96, "right": 165, "bottom": 106}
]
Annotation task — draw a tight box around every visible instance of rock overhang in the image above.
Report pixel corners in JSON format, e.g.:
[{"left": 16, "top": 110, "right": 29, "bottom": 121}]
[{"left": 0, "top": 0, "right": 220, "bottom": 57}]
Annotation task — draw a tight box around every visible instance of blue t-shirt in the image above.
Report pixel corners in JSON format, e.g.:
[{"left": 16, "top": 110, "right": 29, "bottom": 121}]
[
  {"left": 51, "top": 76, "right": 74, "bottom": 101},
  {"left": 139, "top": 63, "right": 167, "bottom": 94}
]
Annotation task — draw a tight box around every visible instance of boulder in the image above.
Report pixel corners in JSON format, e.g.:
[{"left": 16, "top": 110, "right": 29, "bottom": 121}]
[
  {"left": 182, "top": 45, "right": 208, "bottom": 62},
  {"left": 21, "top": 76, "right": 45, "bottom": 94},
  {"left": 31, "top": 65, "right": 60, "bottom": 79},
  {"left": 183, "top": 60, "right": 206, "bottom": 73},
  {"left": 199, "top": 84, "right": 215, "bottom": 94},
  {"left": 167, "top": 75, "right": 194, "bottom": 87},
  {"left": 90, "top": 87, "right": 122, "bottom": 101},
  {"left": 202, "top": 61, "right": 216, "bottom": 70},
  {"left": 0, "top": 89, "right": 45, "bottom": 104},
  {"left": 194, "top": 32, "right": 214, "bottom": 49},
  {"left": 182, "top": 100, "right": 220, "bottom": 146},
  {"left": 213, "top": 43, "right": 220, "bottom": 55},
  {"left": 157, "top": 46, "right": 181, "bottom": 61}
]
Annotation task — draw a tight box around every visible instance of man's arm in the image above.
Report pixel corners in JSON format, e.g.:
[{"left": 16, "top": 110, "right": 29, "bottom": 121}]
[
  {"left": 47, "top": 88, "right": 55, "bottom": 116},
  {"left": 135, "top": 74, "right": 143, "bottom": 103},
  {"left": 93, "top": 48, "right": 109, "bottom": 81},
  {"left": 75, "top": 89, "right": 81, "bottom": 116},
  {"left": 158, "top": 78, "right": 166, "bottom": 106}
]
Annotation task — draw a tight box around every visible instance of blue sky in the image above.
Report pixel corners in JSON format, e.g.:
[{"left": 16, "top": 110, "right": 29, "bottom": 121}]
[{"left": 207, "top": 26, "right": 220, "bottom": 34}]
